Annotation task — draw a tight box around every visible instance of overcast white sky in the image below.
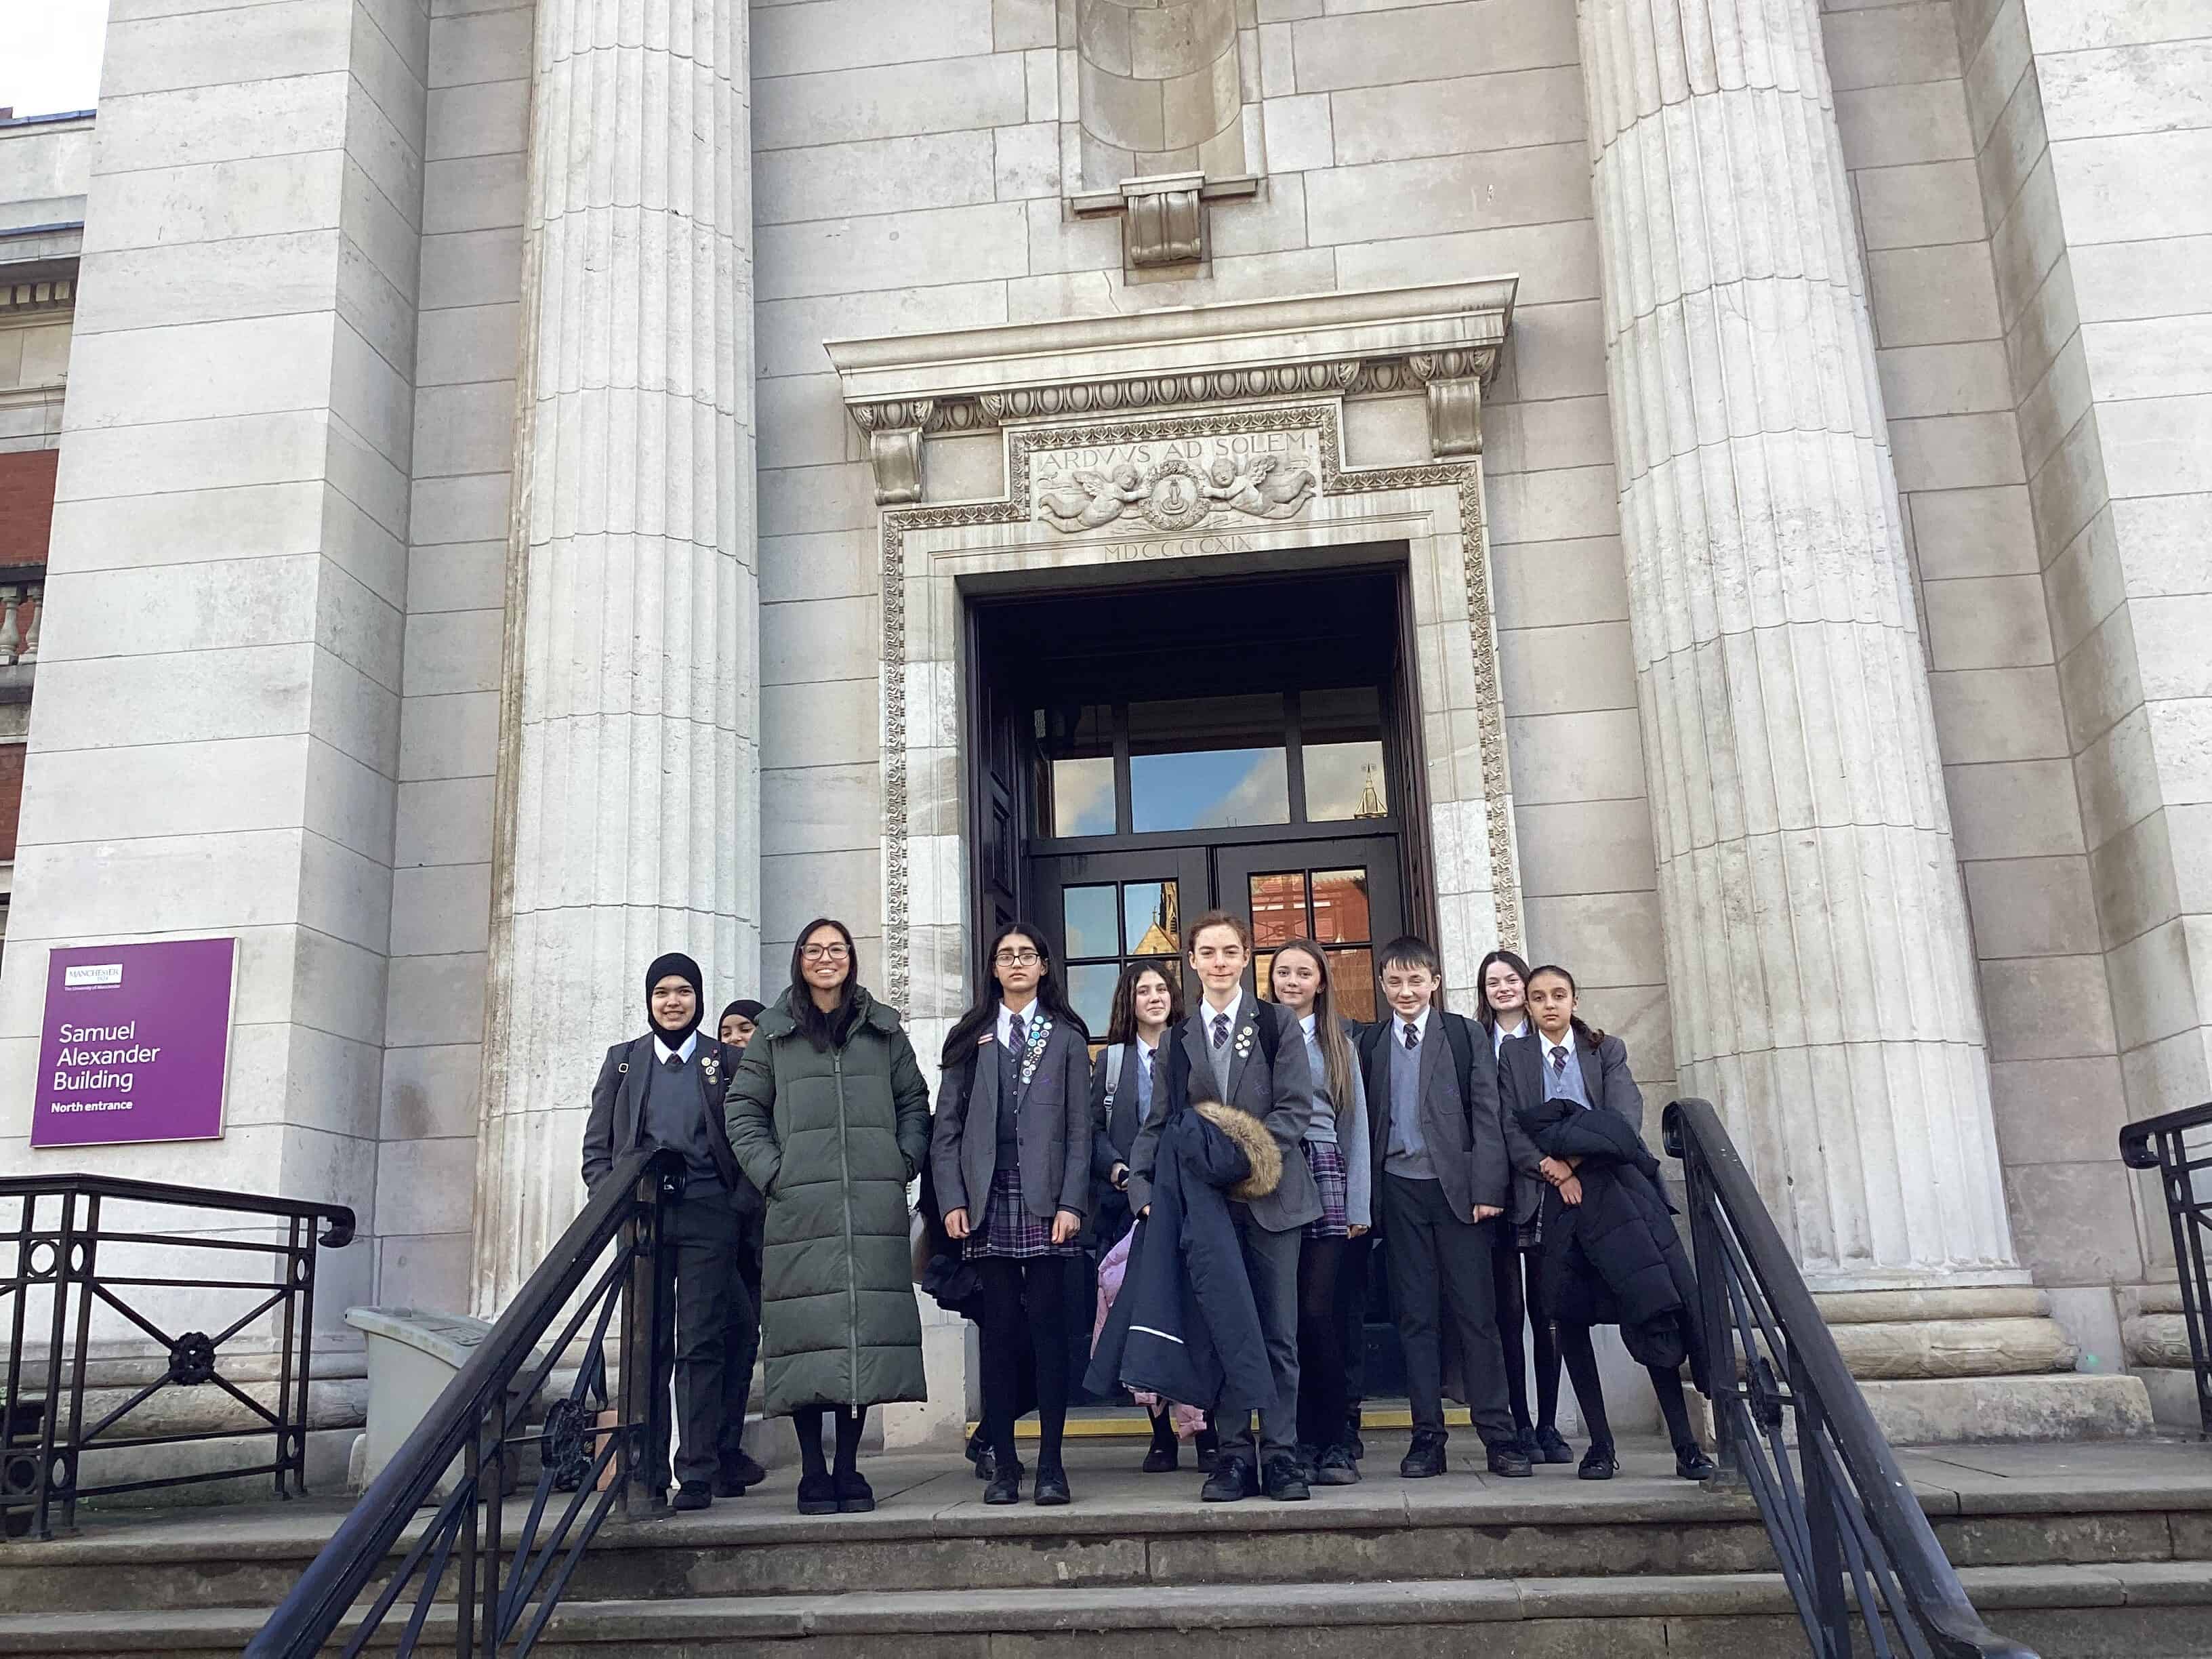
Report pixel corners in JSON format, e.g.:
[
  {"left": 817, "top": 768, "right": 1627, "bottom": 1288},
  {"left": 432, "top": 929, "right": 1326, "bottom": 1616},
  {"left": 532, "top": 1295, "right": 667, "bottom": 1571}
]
[{"left": 2, "top": 0, "right": 111, "bottom": 119}]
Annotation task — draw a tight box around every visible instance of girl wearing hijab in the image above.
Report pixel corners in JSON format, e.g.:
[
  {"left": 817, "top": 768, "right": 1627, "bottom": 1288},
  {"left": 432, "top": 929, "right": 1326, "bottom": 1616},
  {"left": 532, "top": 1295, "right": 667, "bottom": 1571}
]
[
  {"left": 579, "top": 952, "right": 760, "bottom": 1508},
  {"left": 720, "top": 998, "right": 764, "bottom": 1050},
  {"left": 724, "top": 920, "right": 933, "bottom": 1515},
  {"left": 931, "top": 924, "right": 1093, "bottom": 1507}
]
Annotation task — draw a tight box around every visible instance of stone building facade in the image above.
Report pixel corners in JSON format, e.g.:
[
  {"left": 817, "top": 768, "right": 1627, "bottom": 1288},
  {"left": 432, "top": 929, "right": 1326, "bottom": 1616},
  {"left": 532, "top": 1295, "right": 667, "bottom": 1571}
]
[{"left": 0, "top": 0, "right": 2207, "bottom": 1437}]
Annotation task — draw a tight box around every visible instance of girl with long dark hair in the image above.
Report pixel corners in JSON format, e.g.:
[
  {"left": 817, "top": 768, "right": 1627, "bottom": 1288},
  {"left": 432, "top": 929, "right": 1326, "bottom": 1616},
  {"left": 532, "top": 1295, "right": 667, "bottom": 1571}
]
[
  {"left": 1267, "top": 940, "right": 1371, "bottom": 1486},
  {"left": 930, "top": 923, "right": 1094, "bottom": 1507},
  {"left": 725, "top": 919, "right": 933, "bottom": 1514},
  {"left": 1499, "top": 964, "right": 1715, "bottom": 1483},
  {"left": 1475, "top": 947, "right": 1569, "bottom": 1465}
]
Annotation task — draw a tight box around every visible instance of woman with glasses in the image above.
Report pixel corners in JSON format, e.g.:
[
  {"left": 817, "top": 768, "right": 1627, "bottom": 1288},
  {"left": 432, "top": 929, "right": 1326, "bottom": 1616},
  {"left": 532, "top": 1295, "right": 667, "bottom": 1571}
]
[
  {"left": 930, "top": 924, "right": 1094, "bottom": 1506},
  {"left": 725, "top": 918, "right": 933, "bottom": 1515}
]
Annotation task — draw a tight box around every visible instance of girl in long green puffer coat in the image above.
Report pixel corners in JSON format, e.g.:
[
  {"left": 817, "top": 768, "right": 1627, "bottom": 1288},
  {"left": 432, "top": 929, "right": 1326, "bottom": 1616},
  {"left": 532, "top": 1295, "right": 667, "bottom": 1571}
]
[{"left": 724, "top": 917, "right": 932, "bottom": 1517}]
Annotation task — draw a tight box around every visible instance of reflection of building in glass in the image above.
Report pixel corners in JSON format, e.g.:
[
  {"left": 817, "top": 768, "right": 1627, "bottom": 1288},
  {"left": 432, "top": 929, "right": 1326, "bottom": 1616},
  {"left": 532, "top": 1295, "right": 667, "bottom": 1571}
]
[
  {"left": 1132, "top": 882, "right": 1179, "bottom": 956},
  {"left": 1354, "top": 766, "right": 1385, "bottom": 820}
]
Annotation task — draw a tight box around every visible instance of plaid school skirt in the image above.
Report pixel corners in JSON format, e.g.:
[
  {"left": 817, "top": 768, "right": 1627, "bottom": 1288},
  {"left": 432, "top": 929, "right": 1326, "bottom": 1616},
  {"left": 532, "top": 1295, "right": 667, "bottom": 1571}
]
[
  {"left": 965, "top": 1164, "right": 1083, "bottom": 1261},
  {"left": 1303, "top": 1137, "right": 1349, "bottom": 1239}
]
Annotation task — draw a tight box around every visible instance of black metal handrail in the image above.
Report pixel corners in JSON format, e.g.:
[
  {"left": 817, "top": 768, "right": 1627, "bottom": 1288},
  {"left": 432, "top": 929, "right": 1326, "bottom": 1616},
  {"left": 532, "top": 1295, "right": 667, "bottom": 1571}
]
[
  {"left": 1663, "top": 1098, "right": 2033, "bottom": 1659},
  {"left": 246, "top": 1145, "right": 680, "bottom": 1658},
  {"left": 1, "top": 1172, "right": 356, "bottom": 1540},
  {"left": 2119, "top": 1100, "right": 2212, "bottom": 1437}
]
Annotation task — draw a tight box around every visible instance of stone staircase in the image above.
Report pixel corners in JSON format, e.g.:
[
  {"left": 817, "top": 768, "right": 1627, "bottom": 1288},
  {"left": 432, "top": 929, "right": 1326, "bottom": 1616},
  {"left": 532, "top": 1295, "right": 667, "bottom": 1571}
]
[{"left": 2, "top": 1435, "right": 2210, "bottom": 1656}]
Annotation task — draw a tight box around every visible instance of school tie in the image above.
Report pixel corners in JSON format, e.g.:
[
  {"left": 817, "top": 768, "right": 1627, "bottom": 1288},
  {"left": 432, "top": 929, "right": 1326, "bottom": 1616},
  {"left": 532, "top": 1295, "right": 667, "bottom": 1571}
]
[
  {"left": 664, "top": 1052, "right": 684, "bottom": 1073},
  {"left": 1550, "top": 1044, "right": 1569, "bottom": 1076},
  {"left": 1008, "top": 1013, "right": 1027, "bottom": 1053},
  {"left": 1212, "top": 1011, "right": 1230, "bottom": 1049},
  {"left": 1402, "top": 1021, "right": 1419, "bottom": 1052}
]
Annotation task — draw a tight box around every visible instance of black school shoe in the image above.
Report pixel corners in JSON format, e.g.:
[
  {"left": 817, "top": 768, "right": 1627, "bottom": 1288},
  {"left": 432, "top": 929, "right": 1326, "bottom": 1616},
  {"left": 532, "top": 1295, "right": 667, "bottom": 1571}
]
[
  {"left": 1315, "top": 1443, "right": 1361, "bottom": 1486},
  {"left": 1578, "top": 1444, "right": 1618, "bottom": 1481},
  {"left": 1141, "top": 1441, "right": 1178, "bottom": 1473},
  {"left": 671, "top": 1479, "right": 712, "bottom": 1511},
  {"left": 1200, "top": 1457, "right": 1255, "bottom": 1502},
  {"left": 796, "top": 1471, "right": 840, "bottom": 1514},
  {"left": 1486, "top": 1443, "right": 1534, "bottom": 1478},
  {"left": 713, "top": 1449, "right": 765, "bottom": 1498},
  {"left": 1675, "top": 1443, "right": 1719, "bottom": 1481},
  {"left": 1534, "top": 1425, "right": 1575, "bottom": 1465},
  {"left": 1263, "top": 1454, "right": 1311, "bottom": 1502},
  {"left": 983, "top": 1467, "right": 1022, "bottom": 1505},
  {"left": 834, "top": 1469, "right": 876, "bottom": 1513},
  {"left": 1193, "top": 1426, "right": 1221, "bottom": 1473},
  {"left": 1033, "top": 1462, "right": 1072, "bottom": 1506},
  {"left": 1399, "top": 1431, "right": 1448, "bottom": 1479}
]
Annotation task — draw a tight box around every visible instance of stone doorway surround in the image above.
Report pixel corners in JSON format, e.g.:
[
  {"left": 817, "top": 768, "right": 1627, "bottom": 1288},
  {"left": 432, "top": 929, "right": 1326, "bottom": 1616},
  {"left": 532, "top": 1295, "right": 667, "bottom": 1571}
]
[{"left": 827, "top": 281, "right": 1523, "bottom": 1079}]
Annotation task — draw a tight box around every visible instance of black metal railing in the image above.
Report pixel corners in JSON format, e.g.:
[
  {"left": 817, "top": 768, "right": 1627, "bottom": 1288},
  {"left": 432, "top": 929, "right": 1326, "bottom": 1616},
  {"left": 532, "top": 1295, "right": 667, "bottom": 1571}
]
[
  {"left": 246, "top": 1146, "right": 680, "bottom": 1659},
  {"left": 2119, "top": 1100, "right": 2212, "bottom": 1437},
  {"left": 1, "top": 1173, "right": 356, "bottom": 1540},
  {"left": 1663, "top": 1099, "right": 2033, "bottom": 1659}
]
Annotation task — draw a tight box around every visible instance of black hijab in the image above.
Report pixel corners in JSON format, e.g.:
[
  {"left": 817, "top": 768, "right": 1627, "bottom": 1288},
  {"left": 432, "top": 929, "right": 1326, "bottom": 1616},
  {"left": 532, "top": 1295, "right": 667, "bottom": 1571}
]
[{"left": 644, "top": 952, "right": 704, "bottom": 1042}]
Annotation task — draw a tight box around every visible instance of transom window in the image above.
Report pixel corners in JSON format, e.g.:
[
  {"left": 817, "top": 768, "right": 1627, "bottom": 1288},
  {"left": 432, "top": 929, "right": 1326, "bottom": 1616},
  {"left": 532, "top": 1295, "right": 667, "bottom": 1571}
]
[{"left": 1034, "top": 687, "right": 1389, "bottom": 844}]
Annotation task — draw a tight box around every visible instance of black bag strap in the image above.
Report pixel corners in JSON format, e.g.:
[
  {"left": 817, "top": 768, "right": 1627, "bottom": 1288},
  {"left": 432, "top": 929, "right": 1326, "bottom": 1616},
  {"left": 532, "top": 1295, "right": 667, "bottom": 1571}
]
[{"left": 1441, "top": 1009, "right": 1476, "bottom": 1122}]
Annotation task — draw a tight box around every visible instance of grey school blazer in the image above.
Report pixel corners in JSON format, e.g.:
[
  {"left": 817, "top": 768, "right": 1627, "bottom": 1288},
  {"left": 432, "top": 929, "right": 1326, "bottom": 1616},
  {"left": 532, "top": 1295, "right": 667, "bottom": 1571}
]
[
  {"left": 929, "top": 1015, "right": 1094, "bottom": 1223},
  {"left": 1128, "top": 997, "right": 1322, "bottom": 1234}
]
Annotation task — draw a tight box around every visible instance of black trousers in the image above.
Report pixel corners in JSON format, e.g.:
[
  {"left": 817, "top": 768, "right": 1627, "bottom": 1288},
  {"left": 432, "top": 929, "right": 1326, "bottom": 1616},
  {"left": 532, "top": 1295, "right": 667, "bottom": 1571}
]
[
  {"left": 1340, "top": 1231, "right": 1372, "bottom": 1422},
  {"left": 1295, "top": 1231, "right": 1348, "bottom": 1450},
  {"left": 1557, "top": 1320, "right": 1696, "bottom": 1452},
  {"left": 1492, "top": 1235, "right": 1560, "bottom": 1432},
  {"left": 1380, "top": 1173, "right": 1516, "bottom": 1445},
  {"left": 1221, "top": 1205, "right": 1302, "bottom": 1467},
  {"left": 664, "top": 1185, "right": 759, "bottom": 1486}
]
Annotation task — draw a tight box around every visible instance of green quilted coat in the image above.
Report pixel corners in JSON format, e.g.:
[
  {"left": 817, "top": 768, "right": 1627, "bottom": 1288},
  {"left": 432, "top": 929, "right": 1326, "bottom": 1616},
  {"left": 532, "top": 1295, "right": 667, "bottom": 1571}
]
[{"left": 724, "top": 987, "right": 931, "bottom": 1414}]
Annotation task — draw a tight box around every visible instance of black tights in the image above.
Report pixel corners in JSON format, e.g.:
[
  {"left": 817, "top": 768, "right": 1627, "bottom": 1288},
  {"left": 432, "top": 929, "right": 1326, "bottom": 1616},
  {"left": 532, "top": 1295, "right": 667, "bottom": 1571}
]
[
  {"left": 1492, "top": 1242, "right": 1561, "bottom": 1433},
  {"left": 1295, "top": 1232, "right": 1347, "bottom": 1450},
  {"left": 979, "top": 1256, "right": 1070, "bottom": 1469},
  {"left": 1556, "top": 1322, "right": 1694, "bottom": 1452},
  {"left": 792, "top": 1404, "right": 865, "bottom": 1479}
]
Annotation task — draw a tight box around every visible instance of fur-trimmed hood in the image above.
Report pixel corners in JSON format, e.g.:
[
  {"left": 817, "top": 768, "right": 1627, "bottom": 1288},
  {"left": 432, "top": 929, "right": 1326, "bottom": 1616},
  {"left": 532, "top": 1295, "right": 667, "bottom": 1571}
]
[{"left": 1195, "top": 1101, "right": 1282, "bottom": 1201}]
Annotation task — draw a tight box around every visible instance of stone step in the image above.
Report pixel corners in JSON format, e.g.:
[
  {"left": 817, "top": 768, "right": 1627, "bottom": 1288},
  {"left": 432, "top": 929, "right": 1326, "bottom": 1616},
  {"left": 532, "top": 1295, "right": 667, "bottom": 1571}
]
[
  {"left": 3, "top": 1563, "right": 2209, "bottom": 1659},
  {"left": 9, "top": 1439, "right": 2212, "bottom": 1617}
]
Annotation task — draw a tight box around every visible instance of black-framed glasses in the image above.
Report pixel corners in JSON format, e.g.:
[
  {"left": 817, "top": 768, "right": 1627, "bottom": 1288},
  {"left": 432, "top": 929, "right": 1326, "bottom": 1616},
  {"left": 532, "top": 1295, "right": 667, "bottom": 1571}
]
[
  {"left": 801, "top": 943, "right": 850, "bottom": 961},
  {"left": 994, "top": 947, "right": 1043, "bottom": 966}
]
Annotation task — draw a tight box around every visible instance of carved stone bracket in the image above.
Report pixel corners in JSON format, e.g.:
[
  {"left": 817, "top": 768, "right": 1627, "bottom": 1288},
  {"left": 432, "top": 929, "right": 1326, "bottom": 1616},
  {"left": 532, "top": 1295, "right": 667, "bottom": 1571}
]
[
  {"left": 850, "top": 398, "right": 935, "bottom": 506},
  {"left": 1069, "top": 171, "right": 1262, "bottom": 271},
  {"left": 830, "top": 279, "right": 1519, "bottom": 501},
  {"left": 1410, "top": 350, "right": 1486, "bottom": 458}
]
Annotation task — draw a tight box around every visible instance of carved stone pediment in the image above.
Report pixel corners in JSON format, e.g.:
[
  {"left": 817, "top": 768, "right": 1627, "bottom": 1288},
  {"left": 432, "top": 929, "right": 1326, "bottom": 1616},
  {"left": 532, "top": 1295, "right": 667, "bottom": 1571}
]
[{"left": 826, "top": 279, "right": 1515, "bottom": 506}]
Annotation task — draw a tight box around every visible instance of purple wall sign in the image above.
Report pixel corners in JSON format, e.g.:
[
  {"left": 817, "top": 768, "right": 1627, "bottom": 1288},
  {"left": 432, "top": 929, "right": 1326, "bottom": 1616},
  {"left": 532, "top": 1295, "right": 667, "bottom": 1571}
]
[{"left": 29, "top": 938, "right": 239, "bottom": 1149}]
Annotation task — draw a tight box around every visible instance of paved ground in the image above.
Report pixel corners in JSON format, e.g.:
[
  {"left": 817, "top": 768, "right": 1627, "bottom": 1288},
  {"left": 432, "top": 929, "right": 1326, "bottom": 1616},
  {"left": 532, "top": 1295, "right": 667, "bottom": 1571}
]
[{"left": 38, "top": 1431, "right": 2212, "bottom": 1553}]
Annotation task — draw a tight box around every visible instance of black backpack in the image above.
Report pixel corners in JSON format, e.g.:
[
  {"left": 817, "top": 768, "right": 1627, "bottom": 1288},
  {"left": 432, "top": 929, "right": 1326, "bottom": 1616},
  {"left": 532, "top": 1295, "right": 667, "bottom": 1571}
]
[
  {"left": 1162, "top": 1000, "right": 1284, "bottom": 1115},
  {"left": 1358, "top": 1007, "right": 1477, "bottom": 1125}
]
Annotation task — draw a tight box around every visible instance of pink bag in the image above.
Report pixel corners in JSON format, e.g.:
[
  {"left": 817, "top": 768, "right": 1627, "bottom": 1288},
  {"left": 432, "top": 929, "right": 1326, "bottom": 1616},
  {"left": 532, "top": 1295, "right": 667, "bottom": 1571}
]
[{"left": 1092, "top": 1229, "right": 1206, "bottom": 1438}]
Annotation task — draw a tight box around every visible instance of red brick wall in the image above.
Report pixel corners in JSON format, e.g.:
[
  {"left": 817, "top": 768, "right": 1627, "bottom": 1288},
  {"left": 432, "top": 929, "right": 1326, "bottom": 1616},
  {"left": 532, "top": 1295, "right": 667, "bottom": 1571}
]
[
  {"left": 0, "top": 743, "right": 23, "bottom": 862},
  {"left": 0, "top": 449, "right": 58, "bottom": 567}
]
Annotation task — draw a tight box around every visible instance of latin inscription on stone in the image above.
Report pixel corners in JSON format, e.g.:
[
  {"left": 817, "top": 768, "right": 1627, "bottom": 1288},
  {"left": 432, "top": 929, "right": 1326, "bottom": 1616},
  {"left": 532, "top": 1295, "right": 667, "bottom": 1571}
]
[{"left": 1031, "top": 428, "right": 1319, "bottom": 535}]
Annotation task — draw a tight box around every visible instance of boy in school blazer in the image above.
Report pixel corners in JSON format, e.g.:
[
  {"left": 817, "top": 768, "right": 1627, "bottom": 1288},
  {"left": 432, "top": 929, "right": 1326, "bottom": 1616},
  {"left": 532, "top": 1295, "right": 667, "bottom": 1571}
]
[
  {"left": 1357, "top": 936, "right": 1532, "bottom": 1479},
  {"left": 1128, "top": 910, "right": 1320, "bottom": 1502}
]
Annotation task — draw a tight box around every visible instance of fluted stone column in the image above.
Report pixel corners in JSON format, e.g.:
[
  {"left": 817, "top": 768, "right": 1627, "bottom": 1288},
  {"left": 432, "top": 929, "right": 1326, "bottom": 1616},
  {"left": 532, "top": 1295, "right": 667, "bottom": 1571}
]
[
  {"left": 1579, "top": 0, "right": 2020, "bottom": 1293},
  {"left": 471, "top": 0, "right": 758, "bottom": 1311}
]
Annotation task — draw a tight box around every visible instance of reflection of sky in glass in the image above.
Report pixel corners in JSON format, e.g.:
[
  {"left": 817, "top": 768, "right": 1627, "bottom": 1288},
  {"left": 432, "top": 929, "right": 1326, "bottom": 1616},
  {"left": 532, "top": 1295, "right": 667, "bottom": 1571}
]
[
  {"left": 1131, "top": 748, "right": 1288, "bottom": 833},
  {"left": 1304, "top": 741, "right": 1387, "bottom": 820},
  {"left": 1067, "top": 963, "right": 1118, "bottom": 1034},
  {"left": 1051, "top": 756, "right": 1115, "bottom": 837},
  {"left": 1064, "top": 884, "right": 1118, "bottom": 957}
]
